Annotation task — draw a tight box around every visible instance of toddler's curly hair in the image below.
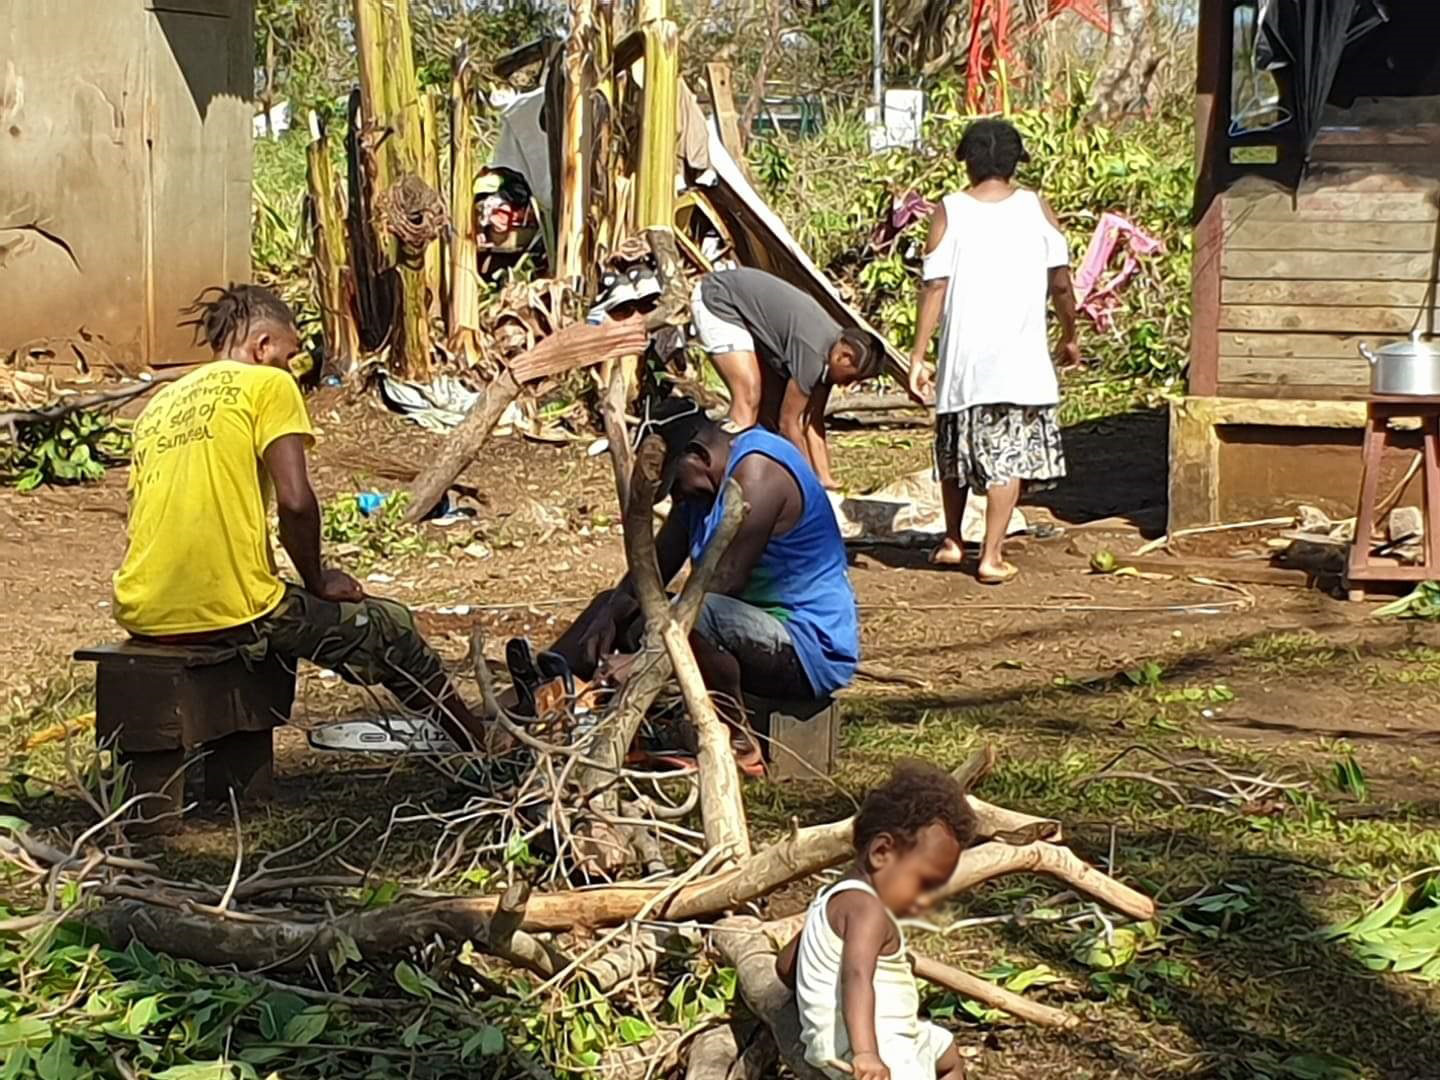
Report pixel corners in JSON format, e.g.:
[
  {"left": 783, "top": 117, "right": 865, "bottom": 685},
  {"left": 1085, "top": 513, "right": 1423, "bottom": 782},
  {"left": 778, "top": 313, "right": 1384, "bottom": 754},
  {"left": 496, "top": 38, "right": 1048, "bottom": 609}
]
[{"left": 853, "top": 760, "right": 977, "bottom": 853}]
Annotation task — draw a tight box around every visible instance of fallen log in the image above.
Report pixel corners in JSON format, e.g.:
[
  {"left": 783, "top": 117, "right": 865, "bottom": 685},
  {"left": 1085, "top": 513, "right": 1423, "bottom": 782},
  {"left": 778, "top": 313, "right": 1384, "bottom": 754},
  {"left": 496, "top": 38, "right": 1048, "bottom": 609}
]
[
  {"left": 404, "top": 317, "right": 647, "bottom": 521},
  {"left": 934, "top": 840, "right": 1155, "bottom": 922},
  {"left": 79, "top": 790, "right": 1124, "bottom": 977},
  {"left": 0, "top": 371, "right": 186, "bottom": 428},
  {"left": 713, "top": 916, "right": 828, "bottom": 1080},
  {"left": 685, "top": 1023, "right": 740, "bottom": 1080}
]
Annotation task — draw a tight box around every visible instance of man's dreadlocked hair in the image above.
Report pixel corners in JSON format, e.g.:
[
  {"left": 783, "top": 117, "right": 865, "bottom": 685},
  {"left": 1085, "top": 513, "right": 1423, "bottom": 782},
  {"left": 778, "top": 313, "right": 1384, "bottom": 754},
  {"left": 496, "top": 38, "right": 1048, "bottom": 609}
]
[
  {"left": 957, "top": 117, "right": 1030, "bottom": 183},
  {"left": 180, "top": 284, "right": 297, "bottom": 354},
  {"left": 853, "top": 760, "right": 976, "bottom": 854}
]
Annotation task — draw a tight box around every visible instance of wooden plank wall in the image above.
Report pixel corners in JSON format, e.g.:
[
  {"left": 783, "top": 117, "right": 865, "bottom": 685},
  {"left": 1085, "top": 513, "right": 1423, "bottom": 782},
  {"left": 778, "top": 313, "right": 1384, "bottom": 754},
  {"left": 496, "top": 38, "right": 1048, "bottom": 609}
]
[{"left": 1215, "top": 168, "right": 1440, "bottom": 400}]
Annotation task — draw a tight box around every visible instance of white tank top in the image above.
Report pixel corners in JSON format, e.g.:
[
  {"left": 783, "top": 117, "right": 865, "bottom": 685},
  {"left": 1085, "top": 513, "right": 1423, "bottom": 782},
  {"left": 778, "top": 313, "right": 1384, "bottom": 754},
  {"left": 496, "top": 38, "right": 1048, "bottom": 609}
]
[
  {"left": 921, "top": 189, "right": 1070, "bottom": 413},
  {"left": 795, "top": 879, "right": 923, "bottom": 1070}
]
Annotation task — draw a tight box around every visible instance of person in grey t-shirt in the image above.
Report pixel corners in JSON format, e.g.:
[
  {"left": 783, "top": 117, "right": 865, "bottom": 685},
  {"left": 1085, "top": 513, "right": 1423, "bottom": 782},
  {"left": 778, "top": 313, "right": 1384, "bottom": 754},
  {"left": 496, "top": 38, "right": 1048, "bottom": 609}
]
[{"left": 691, "top": 268, "right": 883, "bottom": 490}]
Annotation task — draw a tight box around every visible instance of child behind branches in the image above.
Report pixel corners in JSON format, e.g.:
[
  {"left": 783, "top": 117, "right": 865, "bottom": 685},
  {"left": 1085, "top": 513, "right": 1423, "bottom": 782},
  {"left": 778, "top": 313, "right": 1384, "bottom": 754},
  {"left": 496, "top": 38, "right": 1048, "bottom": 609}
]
[{"left": 777, "top": 761, "right": 977, "bottom": 1080}]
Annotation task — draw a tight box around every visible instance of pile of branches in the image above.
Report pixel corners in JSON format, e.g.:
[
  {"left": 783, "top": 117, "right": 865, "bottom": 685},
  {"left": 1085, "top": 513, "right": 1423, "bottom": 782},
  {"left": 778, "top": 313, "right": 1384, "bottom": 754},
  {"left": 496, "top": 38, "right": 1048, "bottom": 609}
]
[{"left": 2, "top": 411, "right": 1160, "bottom": 1079}]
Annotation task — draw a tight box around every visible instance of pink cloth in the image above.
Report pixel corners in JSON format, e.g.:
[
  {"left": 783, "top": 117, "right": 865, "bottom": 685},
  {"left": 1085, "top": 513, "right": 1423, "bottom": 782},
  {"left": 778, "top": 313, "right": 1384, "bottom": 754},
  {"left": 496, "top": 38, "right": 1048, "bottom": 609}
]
[{"left": 1073, "top": 212, "right": 1164, "bottom": 332}]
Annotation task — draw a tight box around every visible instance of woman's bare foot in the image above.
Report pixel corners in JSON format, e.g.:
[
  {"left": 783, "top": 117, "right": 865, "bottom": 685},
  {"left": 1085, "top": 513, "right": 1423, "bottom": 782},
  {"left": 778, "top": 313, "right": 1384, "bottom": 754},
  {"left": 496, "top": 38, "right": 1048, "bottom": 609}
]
[
  {"left": 976, "top": 560, "right": 1019, "bottom": 585},
  {"left": 929, "top": 538, "right": 966, "bottom": 566}
]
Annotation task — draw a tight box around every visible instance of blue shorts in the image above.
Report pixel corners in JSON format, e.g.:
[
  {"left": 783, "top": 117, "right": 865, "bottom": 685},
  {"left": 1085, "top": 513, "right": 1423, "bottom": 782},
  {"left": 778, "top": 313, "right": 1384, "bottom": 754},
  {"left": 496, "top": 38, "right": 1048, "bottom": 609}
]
[{"left": 694, "top": 594, "right": 815, "bottom": 700}]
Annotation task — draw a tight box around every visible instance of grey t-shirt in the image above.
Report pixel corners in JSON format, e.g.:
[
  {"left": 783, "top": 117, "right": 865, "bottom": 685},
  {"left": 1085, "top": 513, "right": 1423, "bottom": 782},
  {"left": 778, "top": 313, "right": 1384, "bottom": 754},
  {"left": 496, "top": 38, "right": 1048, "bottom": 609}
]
[{"left": 699, "top": 268, "right": 842, "bottom": 394}]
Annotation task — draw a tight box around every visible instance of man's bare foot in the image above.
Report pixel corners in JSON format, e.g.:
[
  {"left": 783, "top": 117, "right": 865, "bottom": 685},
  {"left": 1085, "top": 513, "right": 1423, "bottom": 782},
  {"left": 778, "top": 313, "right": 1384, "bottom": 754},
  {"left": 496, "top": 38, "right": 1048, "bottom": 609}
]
[
  {"left": 929, "top": 538, "right": 966, "bottom": 566},
  {"left": 976, "top": 560, "right": 1019, "bottom": 585}
]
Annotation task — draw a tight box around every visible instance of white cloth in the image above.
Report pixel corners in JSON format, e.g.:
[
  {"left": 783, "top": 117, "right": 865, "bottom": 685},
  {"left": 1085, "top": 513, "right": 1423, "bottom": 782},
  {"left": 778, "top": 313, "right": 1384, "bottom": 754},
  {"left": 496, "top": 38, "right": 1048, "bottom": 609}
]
[
  {"left": 689, "top": 280, "right": 755, "bottom": 355},
  {"left": 923, "top": 189, "right": 1068, "bottom": 414},
  {"left": 796, "top": 879, "right": 953, "bottom": 1080}
]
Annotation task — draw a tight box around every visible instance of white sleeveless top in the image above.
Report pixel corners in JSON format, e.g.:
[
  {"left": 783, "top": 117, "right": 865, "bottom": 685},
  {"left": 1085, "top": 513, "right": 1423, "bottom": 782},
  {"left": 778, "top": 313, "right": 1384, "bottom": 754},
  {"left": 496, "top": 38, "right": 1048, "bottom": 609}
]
[
  {"left": 922, "top": 189, "right": 1069, "bottom": 414},
  {"left": 795, "top": 879, "right": 923, "bottom": 1070}
]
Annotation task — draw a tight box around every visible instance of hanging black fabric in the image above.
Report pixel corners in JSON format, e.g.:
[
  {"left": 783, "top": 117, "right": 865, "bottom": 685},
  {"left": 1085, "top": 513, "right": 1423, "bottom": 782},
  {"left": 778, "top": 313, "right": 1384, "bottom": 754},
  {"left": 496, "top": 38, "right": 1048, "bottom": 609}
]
[{"left": 1256, "top": 0, "right": 1360, "bottom": 159}]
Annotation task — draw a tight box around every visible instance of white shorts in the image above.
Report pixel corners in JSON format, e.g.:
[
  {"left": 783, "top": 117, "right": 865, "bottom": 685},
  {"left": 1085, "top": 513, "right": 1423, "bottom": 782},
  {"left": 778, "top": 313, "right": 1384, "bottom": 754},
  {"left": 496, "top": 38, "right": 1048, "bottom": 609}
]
[
  {"left": 814, "top": 1021, "right": 954, "bottom": 1080},
  {"left": 690, "top": 280, "right": 755, "bottom": 355}
]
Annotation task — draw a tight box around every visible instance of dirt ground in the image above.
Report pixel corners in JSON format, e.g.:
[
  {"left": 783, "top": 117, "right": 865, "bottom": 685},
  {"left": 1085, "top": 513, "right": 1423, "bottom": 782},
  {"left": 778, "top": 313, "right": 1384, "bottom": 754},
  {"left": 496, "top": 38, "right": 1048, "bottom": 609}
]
[
  {"left": 0, "top": 398, "right": 1427, "bottom": 768},
  {"left": 4, "top": 396, "right": 1440, "bottom": 1078}
]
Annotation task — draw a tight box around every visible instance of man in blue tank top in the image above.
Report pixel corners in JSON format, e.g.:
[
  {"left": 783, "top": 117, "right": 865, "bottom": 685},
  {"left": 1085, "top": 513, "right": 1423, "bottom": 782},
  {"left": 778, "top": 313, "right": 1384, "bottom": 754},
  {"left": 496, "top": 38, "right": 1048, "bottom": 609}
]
[{"left": 550, "top": 405, "right": 860, "bottom": 773}]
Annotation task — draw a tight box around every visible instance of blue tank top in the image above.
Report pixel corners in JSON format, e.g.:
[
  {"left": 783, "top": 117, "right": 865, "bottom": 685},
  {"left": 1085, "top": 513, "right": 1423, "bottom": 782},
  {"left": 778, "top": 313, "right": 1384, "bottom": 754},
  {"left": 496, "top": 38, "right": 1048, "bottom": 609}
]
[{"left": 683, "top": 429, "right": 860, "bottom": 697}]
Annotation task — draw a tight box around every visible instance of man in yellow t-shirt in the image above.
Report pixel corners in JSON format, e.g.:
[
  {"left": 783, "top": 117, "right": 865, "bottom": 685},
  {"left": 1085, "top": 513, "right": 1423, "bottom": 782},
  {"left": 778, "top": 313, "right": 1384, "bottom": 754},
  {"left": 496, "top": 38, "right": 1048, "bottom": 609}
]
[{"left": 114, "top": 283, "right": 488, "bottom": 749}]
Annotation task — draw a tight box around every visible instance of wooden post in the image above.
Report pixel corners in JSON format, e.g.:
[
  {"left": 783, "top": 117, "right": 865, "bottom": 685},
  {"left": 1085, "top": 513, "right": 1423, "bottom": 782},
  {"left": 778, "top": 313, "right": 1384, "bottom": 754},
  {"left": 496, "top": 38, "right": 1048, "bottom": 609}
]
[
  {"left": 448, "top": 49, "right": 483, "bottom": 367},
  {"left": 705, "top": 62, "right": 748, "bottom": 168},
  {"left": 306, "top": 112, "right": 360, "bottom": 378}
]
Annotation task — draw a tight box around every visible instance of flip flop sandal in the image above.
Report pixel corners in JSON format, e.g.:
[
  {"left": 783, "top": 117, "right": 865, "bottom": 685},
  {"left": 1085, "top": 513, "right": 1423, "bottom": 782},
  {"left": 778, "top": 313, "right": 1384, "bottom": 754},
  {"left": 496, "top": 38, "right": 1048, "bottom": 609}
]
[
  {"left": 536, "top": 651, "right": 576, "bottom": 698},
  {"left": 505, "top": 638, "right": 541, "bottom": 715},
  {"left": 308, "top": 717, "right": 459, "bottom": 754},
  {"left": 977, "top": 562, "right": 1020, "bottom": 585}
]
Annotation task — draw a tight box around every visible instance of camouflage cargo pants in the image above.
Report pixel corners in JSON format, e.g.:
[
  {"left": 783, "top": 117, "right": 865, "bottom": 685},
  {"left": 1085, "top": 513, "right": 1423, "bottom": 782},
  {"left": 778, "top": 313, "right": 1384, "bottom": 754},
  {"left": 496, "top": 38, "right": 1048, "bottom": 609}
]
[{"left": 207, "top": 584, "right": 452, "bottom": 718}]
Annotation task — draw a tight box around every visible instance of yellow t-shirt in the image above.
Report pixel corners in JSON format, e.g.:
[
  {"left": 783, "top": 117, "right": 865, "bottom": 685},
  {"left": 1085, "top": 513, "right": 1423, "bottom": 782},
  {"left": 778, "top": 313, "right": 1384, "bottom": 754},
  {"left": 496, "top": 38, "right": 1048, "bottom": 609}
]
[{"left": 114, "top": 361, "right": 315, "bottom": 636}]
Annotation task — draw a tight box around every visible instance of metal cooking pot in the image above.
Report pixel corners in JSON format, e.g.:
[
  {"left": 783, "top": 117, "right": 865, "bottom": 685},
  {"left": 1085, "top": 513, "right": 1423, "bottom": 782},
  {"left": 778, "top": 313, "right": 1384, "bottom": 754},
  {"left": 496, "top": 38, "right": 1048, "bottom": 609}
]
[{"left": 1360, "top": 332, "right": 1440, "bottom": 397}]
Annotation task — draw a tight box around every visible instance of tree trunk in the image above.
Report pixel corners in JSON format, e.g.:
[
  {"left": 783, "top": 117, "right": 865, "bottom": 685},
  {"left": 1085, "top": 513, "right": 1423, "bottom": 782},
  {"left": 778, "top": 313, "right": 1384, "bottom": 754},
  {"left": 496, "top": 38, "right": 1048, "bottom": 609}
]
[
  {"left": 306, "top": 113, "right": 360, "bottom": 378},
  {"left": 447, "top": 49, "right": 483, "bottom": 366},
  {"left": 1091, "top": 0, "right": 1160, "bottom": 121},
  {"left": 352, "top": 0, "right": 433, "bottom": 379},
  {"left": 555, "top": 0, "right": 594, "bottom": 290}
]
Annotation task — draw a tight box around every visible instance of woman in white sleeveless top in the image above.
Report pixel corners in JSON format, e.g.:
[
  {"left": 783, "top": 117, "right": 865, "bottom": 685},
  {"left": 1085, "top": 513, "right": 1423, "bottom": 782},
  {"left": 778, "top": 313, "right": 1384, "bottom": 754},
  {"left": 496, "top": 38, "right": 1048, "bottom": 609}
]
[{"left": 908, "top": 118, "right": 1079, "bottom": 585}]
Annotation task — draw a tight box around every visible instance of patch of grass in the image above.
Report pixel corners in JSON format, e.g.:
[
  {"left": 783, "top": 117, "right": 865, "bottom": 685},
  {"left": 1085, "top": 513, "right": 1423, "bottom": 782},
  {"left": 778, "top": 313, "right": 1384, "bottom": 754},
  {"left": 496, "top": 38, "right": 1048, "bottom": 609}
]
[
  {"left": 0, "top": 666, "right": 97, "bottom": 790},
  {"left": 1238, "top": 631, "right": 1345, "bottom": 672},
  {"left": 748, "top": 673, "right": 1440, "bottom": 1077}
]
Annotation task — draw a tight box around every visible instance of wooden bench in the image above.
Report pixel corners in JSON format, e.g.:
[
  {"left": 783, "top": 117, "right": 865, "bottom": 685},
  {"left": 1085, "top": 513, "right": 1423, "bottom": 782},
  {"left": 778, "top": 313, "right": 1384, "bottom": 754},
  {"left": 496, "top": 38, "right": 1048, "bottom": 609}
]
[
  {"left": 74, "top": 642, "right": 296, "bottom": 832},
  {"left": 744, "top": 694, "right": 841, "bottom": 781}
]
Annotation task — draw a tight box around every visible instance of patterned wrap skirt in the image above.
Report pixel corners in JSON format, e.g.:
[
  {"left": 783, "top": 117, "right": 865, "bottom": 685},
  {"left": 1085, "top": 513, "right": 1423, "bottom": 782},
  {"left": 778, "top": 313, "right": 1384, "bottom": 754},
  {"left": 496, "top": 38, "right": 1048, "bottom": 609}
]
[{"left": 935, "top": 404, "right": 1067, "bottom": 490}]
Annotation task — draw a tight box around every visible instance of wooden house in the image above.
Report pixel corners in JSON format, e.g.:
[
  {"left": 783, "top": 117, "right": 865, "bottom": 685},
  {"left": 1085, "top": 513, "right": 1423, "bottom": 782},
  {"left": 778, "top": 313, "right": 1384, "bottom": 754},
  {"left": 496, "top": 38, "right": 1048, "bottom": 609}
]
[
  {"left": 1176, "top": 0, "right": 1440, "bottom": 528},
  {"left": 0, "top": 1, "right": 253, "bottom": 371}
]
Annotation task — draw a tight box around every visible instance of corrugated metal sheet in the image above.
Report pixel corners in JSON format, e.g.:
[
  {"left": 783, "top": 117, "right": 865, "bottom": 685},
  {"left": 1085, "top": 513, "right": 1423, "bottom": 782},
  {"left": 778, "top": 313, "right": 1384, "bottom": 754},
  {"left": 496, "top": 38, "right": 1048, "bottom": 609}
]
[{"left": 0, "top": 0, "right": 252, "bottom": 369}]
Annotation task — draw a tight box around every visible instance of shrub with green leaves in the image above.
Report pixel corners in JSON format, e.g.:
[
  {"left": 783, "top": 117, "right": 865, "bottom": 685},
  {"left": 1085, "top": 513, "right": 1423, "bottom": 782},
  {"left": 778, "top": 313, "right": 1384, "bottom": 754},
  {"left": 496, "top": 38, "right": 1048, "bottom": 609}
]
[
  {"left": 319, "top": 492, "right": 434, "bottom": 570},
  {"left": 1, "top": 411, "right": 132, "bottom": 492},
  {"left": 754, "top": 77, "right": 1195, "bottom": 387}
]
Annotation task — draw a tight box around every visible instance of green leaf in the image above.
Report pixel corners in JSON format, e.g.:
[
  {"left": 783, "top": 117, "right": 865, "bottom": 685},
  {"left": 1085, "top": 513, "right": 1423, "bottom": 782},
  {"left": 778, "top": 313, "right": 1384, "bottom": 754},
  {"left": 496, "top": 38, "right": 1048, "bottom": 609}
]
[
  {"left": 327, "top": 929, "right": 361, "bottom": 975},
  {"left": 616, "top": 1016, "right": 656, "bottom": 1045},
  {"left": 393, "top": 960, "right": 427, "bottom": 998},
  {"left": 1329, "top": 888, "right": 1407, "bottom": 940},
  {"left": 281, "top": 1007, "right": 328, "bottom": 1046},
  {"left": 150, "top": 1065, "right": 236, "bottom": 1080},
  {"left": 401, "top": 1016, "right": 425, "bottom": 1048},
  {"left": 257, "top": 991, "right": 307, "bottom": 1040},
  {"left": 479, "top": 1024, "right": 506, "bottom": 1057},
  {"left": 0, "top": 816, "right": 29, "bottom": 833},
  {"left": 125, "top": 995, "right": 162, "bottom": 1035},
  {"left": 1004, "top": 964, "right": 1058, "bottom": 993},
  {"left": 34, "top": 1034, "right": 77, "bottom": 1080}
]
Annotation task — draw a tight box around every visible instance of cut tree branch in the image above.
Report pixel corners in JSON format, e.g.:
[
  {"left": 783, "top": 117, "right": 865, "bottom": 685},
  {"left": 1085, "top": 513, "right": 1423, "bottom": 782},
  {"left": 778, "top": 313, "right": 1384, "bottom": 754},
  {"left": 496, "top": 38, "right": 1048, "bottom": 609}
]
[
  {"left": 624, "top": 436, "right": 750, "bottom": 860},
  {"left": 405, "top": 317, "right": 646, "bottom": 521}
]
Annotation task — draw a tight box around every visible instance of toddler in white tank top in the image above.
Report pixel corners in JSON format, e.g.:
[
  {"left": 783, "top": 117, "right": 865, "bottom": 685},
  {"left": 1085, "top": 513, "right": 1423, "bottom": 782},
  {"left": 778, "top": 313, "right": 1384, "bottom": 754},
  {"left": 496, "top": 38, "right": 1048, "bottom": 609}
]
[{"left": 775, "top": 762, "right": 978, "bottom": 1080}]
